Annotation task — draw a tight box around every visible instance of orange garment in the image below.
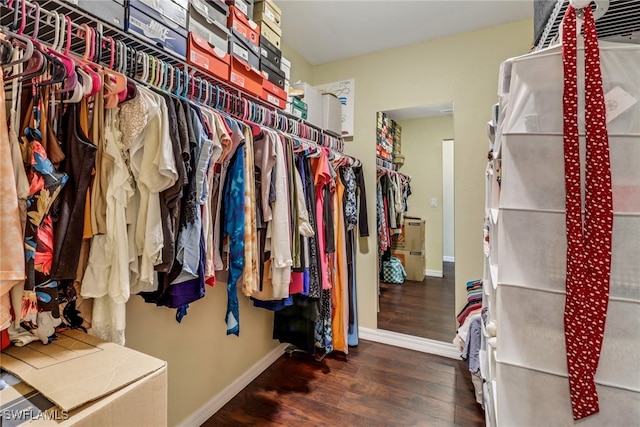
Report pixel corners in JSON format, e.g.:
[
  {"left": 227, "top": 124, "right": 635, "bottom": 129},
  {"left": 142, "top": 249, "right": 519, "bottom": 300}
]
[
  {"left": 79, "top": 98, "right": 95, "bottom": 239},
  {"left": 332, "top": 174, "right": 349, "bottom": 353}
]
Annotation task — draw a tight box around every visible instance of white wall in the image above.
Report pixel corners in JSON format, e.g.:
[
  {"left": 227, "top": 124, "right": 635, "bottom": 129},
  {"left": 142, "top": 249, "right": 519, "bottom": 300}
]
[{"left": 442, "top": 139, "right": 455, "bottom": 261}]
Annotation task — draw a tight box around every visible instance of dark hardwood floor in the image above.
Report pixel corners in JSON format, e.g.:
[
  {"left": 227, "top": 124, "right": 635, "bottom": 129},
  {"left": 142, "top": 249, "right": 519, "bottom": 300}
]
[
  {"left": 378, "top": 262, "right": 456, "bottom": 342},
  {"left": 204, "top": 339, "right": 485, "bottom": 426}
]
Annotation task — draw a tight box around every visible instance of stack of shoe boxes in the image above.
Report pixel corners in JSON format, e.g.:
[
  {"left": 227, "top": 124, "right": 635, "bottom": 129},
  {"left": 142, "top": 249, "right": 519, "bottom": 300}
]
[
  {"left": 187, "top": 0, "right": 231, "bottom": 80},
  {"left": 392, "top": 123, "right": 404, "bottom": 168},
  {"left": 253, "top": 0, "right": 287, "bottom": 108},
  {"left": 225, "top": 0, "right": 264, "bottom": 96}
]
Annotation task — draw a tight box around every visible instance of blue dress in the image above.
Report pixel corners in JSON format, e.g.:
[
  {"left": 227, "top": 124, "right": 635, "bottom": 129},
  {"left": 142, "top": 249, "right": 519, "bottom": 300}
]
[{"left": 222, "top": 145, "right": 245, "bottom": 335}]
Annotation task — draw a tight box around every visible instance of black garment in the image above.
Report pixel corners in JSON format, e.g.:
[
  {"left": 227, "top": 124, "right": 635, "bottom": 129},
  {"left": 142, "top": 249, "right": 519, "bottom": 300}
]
[
  {"left": 273, "top": 294, "right": 320, "bottom": 354},
  {"left": 51, "top": 103, "right": 97, "bottom": 280},
  {"left": 142, "top": 102, "right": 205, "bottom": 307},
  {"left": 353, "top": 166, "right": 369, "bottom": 237},
  {"left": 323, "top": 185, "right": 335, "bottom": 254},
  {"left": 155, "top": 93, "right": 186, "bottom": 273},
  {"left": 301, "top": 156, "right": 321, "bottom": 299}
]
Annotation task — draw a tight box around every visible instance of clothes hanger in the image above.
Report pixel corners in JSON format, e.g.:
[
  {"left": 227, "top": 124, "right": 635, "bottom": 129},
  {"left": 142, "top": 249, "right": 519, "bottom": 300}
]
[
  {"left": 74, "top": 25, "right": 102, "bottom": 97},
  {"left": 166, "top": 64, "right": 175, "bottom": 93},
  {"left": 15, "top": 2, "right": 66, "bottom": 88},
  {"left": 0, "top": 38, "right": 13, "bottom": 64},
  {"left": 161, "top": 61, "right": 169, "bottom": 92},
  {"left": 52, "top": 14, "right": 80, "bottom": 95},
  {"left": 156, "top": 61, "right": 166, "bottom": 89},
  {"left": 1, "top": 0, "right": 36, "bottom": 73},
  {"left": 174, "top": 67, "right": 182, "bottom": 96}
]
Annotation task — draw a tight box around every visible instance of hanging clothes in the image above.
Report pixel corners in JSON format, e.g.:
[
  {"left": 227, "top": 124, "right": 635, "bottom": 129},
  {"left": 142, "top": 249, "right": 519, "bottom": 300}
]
[{"left": 0, "top": 21, "right": 366, "bottom": 352}]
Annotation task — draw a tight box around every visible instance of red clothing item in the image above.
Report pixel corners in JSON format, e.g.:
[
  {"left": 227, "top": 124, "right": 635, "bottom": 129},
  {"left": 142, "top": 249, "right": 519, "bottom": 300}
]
[
  {"left": 311, "top": 149, "right": 332, "bottom": 290},
  {"left": 562, "top": 5, "right": 613, "bottom": 420}
]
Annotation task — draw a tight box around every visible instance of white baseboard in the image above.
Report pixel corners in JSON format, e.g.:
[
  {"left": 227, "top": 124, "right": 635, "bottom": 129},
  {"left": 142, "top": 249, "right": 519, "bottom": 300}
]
[
  {"left": 443, "top": 256, "right": 455, "bottom": 263},
  {"left": 425, "top": 269, "right": 443, "bottom": 278},
  {"left": 177, "top": 343, "right": 289, "bottom": 427},
  {"left": 359, "top": 327, "right": 460, "bottom": 359}
]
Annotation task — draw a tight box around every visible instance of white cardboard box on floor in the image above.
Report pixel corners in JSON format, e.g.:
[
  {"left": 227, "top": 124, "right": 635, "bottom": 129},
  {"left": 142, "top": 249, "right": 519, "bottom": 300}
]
[{"left": 0, "top": 330, "right": 167, "bottom": 426}]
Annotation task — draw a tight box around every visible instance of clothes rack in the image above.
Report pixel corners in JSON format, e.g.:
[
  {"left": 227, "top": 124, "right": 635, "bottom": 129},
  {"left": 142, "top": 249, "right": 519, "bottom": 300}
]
[
  {"left": 0, "top": 0, "right": 345, "bottom": 152},
  {"left": 376, "top": 165, "right": 410, "bottom": 182}
]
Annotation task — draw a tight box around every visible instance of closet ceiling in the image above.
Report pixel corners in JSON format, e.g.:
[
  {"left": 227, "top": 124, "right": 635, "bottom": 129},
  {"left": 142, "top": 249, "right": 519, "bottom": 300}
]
[{"left": 278, "top": 0, "right": 534, "bottom": 65}]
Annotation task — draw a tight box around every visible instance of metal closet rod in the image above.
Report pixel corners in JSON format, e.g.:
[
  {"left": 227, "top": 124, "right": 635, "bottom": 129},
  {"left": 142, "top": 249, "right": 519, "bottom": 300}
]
[
  {"left": 1, "top": 0, "right": 345, "bottom": 151},
  {"left": 376, "top": 164, "right": 410, "bottom": 181}
]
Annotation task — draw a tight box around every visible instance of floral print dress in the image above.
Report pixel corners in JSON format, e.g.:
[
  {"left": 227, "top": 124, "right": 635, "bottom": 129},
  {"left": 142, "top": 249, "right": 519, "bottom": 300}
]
[{"left": 21, "top": 87, "right": 68, "bottom": 333}]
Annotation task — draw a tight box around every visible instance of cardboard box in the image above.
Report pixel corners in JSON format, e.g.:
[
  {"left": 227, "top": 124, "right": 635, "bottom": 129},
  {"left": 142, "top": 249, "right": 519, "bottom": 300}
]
[
  {"left": 391, "top": 249, "right": 426, "bottom": 282},
  {"left": 391, "top": 217, "right": 425, "bottom": 251},
  {"left": 0, "top": 330, "right": 167, "bottom": 426}
]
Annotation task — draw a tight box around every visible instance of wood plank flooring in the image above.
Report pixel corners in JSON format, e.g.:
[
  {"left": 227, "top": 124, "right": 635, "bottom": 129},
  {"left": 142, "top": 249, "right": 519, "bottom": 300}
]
[
  {"left": 205, "top": 339, "right": 484, "bottom": 426},
  {"left": 378, "top": 262, "right": 456, "bottom": 342}
]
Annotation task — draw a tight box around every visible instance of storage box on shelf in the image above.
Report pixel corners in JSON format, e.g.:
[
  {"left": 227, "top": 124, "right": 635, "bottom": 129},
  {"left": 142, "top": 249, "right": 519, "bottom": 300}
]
[
  {"left": 280, "top": 55, "right": 291, "bottom": 93},
  {"left": 288, "top": 96, "right": 308, "bottom": 120},
  {"left": 292, "top": 82, "right": 323, "bottom": 128},
  {"left": 260, "top": 57, "right": 285, "bottom": 89},
  {"left": 63, "top": 0, "right": 126, "bottom": 30},
  {"left": 229, "top": 27, "right": 261, "bottom": 69},
  {"left": 261, "top": 79, "right": 287, "bottom": 109},
  {"left": 259, "top": 21, "right": 280, "bottom": 49},
  {"left": 189, "top": 19, "right": 229, "bottom": 54},
  {"left": 260, "top": 36, "right": 281, "bottom": 67},
  {"left": 187, "top": 32, "right": 230, "bottom": 81},
  {"left": 321, "top": 93, "right": 342, "bottom": 135},
  {"left": 226, "top": 0, "right": 254, "bottom": 20},
  {"left": 227, "top": 5, "right": 260, "bottom": 47},
  {"left": 229, "top": 56, "right": 264, "bottom": 96},
  {"left": 280, "top": 55, "right": 291, "bottom": 79},
  {"left": 5, "top": 0, "right": 345, "bottom": 158},
  {"left": 253, "top": 0, "right": 281, "bottom": 37},
  {"left": 129, "top": 0, "right": 187, "bottom": 28},
  {"left": 189, "top": 0, "right": 230, "bottom": 52},
  {"left": 126, "top": 3, "right": 187, "bottom": 58}
]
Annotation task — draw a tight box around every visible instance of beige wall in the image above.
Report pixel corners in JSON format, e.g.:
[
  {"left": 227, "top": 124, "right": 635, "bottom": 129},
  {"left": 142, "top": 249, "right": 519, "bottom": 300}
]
[
  {"left": 397, "top": 115, "right": 454, "bottom": 274},
  {"left": 124, "top": 49, "right": 315, "bottom": 427},
  {"left": 311, "top": 19, "right": 533, "bottom": 327},
  {"left": 281, "top": 40, "right": 314, "bottom": 84}
]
